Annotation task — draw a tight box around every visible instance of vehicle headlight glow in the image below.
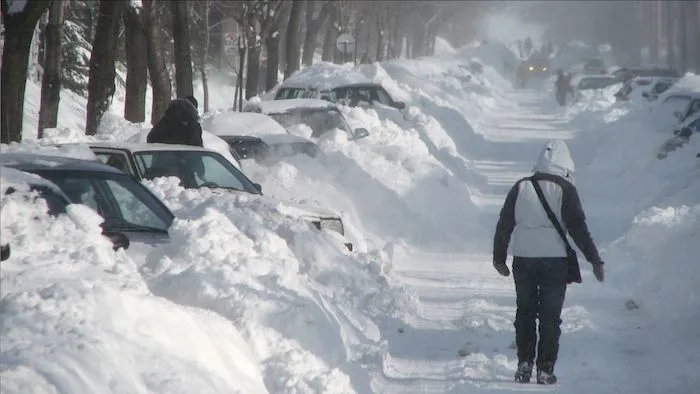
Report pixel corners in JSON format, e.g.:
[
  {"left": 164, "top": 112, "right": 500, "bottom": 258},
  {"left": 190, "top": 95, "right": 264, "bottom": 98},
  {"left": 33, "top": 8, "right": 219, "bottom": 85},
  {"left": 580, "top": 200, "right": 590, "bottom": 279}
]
[
  {"left": 529, "top": 66, "right": 534, "bottom": 71},
  {"left": 542, "top": 67, "right": 547, "bottom": 71}
]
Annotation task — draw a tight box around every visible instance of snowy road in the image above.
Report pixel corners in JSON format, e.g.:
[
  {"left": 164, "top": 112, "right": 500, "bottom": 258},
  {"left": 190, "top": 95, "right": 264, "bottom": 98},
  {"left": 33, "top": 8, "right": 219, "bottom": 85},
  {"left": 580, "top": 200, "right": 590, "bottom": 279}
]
[{"left": 370, "top": 89, "right": 700, "bottom": 394}]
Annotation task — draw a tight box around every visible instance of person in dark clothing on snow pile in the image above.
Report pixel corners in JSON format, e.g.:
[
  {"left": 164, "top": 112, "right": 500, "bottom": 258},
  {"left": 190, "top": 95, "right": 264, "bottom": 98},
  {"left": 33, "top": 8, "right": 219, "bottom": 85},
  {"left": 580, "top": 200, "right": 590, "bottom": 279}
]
[
  {"left": 492, "top": 140, "right": 605, "bottom": 385},
  {"left": 147, "top": 95, "right": 203, "bottom": 147}
]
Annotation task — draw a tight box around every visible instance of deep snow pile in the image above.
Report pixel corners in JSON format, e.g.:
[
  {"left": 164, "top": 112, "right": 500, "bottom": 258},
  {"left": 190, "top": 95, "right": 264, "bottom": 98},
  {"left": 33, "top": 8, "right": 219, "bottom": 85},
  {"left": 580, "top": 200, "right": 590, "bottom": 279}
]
[
  {"left": 564, "top": 74, "right": 700, "bottom": 327},
  {"left": 138, "top": 177, "right": 417, "bottom": 393},
  {"left": 0, "top": 181, "right": 268, "bottom": 393}
]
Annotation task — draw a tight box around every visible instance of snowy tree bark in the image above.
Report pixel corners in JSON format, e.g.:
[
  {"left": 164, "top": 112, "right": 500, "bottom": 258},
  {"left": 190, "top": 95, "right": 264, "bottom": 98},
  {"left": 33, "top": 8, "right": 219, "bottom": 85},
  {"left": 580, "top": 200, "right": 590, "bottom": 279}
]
[
  {"left": 143, "top": 0, "right": 172, "bottom": 125},
  {"left": 321, "top": 3, "right": 337, "bottom": 62},
  {"left": 123, "top": 3, "right": 148, "bottom": 123},
  {"left": 284, "top": 0, "right": 302, "bottom": 78},
  {"left": 172, "top": 0, "right": 194, "bottom": 98},
  {"left": 265, "top": 33, "right": 280, "bottom": 91},
  {"left": 302, "top": 0, "right": 330, "bottom": 66},
  {"left": 38, "top": 0, "right": 68, "bottom": 138},
  {"left": 86, "top": 0, "right": 123, "bottom": 135},
  {"left": 1, "top": 0, "right": 52, "bottom": 142},
  {"left": 192, "top": 0, "right": 212, "bottom": 113}
]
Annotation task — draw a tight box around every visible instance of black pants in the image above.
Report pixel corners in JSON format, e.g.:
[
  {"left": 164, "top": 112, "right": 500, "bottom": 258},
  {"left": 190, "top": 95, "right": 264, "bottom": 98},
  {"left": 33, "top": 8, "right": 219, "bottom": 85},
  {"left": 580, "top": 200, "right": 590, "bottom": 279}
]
[{"left": 513, "top": 257, "right": 567, "bottom": 372}]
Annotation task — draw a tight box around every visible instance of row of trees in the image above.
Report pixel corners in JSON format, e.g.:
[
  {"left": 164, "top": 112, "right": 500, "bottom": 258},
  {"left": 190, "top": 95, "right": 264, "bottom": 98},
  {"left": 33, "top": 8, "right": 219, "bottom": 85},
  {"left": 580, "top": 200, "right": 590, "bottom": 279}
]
[{"left": 2, "top": 0, "right": 477, "bottom": 143}]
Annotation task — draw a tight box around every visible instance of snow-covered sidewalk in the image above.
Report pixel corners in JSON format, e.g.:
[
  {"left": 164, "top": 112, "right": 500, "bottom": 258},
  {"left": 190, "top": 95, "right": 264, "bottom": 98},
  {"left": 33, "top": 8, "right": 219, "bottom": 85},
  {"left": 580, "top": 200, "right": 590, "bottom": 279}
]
[{"left": 369, "top": 89, "right": 700, "bottom": 394}]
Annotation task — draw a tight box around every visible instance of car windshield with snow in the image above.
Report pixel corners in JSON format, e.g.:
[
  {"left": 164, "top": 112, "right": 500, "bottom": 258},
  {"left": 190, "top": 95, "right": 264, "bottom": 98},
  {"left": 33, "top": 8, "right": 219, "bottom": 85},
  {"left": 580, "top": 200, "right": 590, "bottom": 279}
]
[
  {"left": 275, "top": 81, "right": 405, "bottom": 110},
  {"left": 87, "top": 142, "right": 354, "bottom": 250},
  {"left": 202, "top": 111, "right": 322, "bottom": 162},
  {"left": 245, "top": 99, "right": 370, "bottom": 140}
]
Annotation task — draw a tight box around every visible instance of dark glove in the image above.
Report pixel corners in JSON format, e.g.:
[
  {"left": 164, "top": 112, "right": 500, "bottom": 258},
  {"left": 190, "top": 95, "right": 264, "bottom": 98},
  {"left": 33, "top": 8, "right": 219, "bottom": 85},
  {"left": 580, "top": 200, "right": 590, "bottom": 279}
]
[
  {"left": 592, "top": 262, "right": 605, "bottom": 282},
  {"left": 493, "top": 261, "right": 510, "bottom": 277}
]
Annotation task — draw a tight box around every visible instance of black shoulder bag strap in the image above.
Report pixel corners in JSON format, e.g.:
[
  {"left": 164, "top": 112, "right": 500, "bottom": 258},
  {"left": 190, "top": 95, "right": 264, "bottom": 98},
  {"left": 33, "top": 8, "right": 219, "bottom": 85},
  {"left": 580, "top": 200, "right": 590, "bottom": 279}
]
[{"left": 530, "top": 177, "right": 582, "bottom": 284}]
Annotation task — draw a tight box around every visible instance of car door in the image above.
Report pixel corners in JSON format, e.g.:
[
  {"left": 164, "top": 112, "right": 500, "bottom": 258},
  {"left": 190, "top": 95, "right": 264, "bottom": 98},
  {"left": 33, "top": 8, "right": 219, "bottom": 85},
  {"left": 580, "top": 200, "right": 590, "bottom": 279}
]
[{"left": 91, "top": 148, "right": 136, "bottom": 176}]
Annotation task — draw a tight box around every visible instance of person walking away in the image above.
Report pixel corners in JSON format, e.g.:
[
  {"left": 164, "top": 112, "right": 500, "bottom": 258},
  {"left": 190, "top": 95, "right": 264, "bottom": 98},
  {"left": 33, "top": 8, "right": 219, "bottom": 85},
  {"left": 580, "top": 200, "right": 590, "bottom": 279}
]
[
  {"left": 554, "top": 71, "right": 568, "bottom": 106},
  {"left": 147, "top": 95, "right": 203, "bottom": 147},
  {"left": 492, "top": 140, "right": 605, "bottom": 385}
]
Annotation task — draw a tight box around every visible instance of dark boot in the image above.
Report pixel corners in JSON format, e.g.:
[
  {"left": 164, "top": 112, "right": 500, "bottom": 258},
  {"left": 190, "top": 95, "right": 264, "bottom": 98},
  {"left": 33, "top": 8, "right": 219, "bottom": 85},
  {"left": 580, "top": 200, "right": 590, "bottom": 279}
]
[
  {"left": 537, "top": 367, "right": 557, "bottom": 385},
  {"left": 514, "top": 362, "right": 533, "bottom": 383}
]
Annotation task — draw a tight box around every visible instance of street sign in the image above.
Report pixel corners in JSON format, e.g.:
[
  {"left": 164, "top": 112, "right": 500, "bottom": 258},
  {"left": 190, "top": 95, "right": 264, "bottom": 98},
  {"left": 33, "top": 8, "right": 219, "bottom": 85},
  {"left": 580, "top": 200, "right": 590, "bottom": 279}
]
[{"left": 336, "top": 33, "right": 356, "bottom": 55}]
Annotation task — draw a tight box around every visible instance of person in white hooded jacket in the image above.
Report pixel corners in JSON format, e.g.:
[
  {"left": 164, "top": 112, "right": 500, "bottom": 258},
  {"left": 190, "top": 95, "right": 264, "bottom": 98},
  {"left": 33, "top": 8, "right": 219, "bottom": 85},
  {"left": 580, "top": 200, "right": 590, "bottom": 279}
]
[{"left": 493, "top": 140, "right": 604, "bottom": 385}]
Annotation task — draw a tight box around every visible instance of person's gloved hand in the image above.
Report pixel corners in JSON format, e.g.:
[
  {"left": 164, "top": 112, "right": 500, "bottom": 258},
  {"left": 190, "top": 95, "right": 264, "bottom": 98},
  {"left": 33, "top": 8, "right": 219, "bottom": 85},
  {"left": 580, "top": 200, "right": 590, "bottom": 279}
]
[
  {"left": 592, "top": 262, "right": 605, "bottom": 282},
  {"left": 493, "top": 261, "right": 510, "bottom": 277}
]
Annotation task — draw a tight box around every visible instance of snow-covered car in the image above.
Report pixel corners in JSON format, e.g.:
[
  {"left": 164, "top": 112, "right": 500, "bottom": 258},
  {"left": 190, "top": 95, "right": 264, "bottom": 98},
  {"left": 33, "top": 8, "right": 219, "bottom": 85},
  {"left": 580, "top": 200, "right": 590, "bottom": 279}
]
[
  {"left": 573, "top": 75, "right": 618, "bottom": 91},
  {"left": 651, "top": 91, "right": 700, "bottom": 131},
  {"left": 275, "top": 82, "right": 406, "bottom": 111},
  {"left": 244, "top": 99, "right": 370, "bottom": 141},
  {"left": 612, "top": 65, "right": 680, "bottom": 83},
  {"left": 583, "top": 58, "right": 606, "bottom": 74},
  {"left": 202, "top": 111, "right": 321, "bottom": 162},
  {"left": 0, "top": 154, "right": 174, "bottom": 252},
  {"left": 614, "top": 76, "right": 678, "bottom": 102},
  {"left": 86, "top": 142, "right": 354, "bottom": 250},
  {"left": 657, "top": 113, "right": 700, "bottom": 159}
]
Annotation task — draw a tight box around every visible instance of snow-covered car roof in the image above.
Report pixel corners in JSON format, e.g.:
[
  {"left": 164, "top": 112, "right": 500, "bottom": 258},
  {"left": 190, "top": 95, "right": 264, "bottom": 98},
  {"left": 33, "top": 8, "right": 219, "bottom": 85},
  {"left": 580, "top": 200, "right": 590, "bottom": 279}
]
[
  {"left": 203, "top": 111, "right": 288, "bottom": 137},
  {"left": 0, "top": 166, "right": 65, "bottom": 194},
  {"left": 245, "top": 99, "right": 339, "bottom": 115},
  {"left": 87, "top": 141, "right": 219, "bottom": 153},
  {"left": 278, "top": 62, "right": 373, "bottom": 91},
  {"left": 0, "top": 152, "right": 124, "bottom": 174}
]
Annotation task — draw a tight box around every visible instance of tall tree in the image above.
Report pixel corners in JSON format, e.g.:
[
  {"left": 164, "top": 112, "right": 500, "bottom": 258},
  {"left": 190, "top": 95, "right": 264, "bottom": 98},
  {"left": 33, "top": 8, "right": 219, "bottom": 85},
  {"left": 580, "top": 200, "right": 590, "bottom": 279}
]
[
  {"left": 38, "top": 0, "right": 68, "bottom": 137},
  {"left": 1, "top": 0, "right": 52, "bottom": 143},
  {"left": 302, "top": 0, "right": 330, "bottom": 66},
  {"left": 172, "top": 0, "right": 194, "bottom": 98},
  {"left": 85, "top": 0, "right": 123, "bottom": 135},
  {"left": 321, "top": 2, "right": 338, "bottom": 62},
  {"left": 123, "top": 2, "right": 148, "bottom": 123},
  {"left": 284, "top": 0, "right": 303, "bottom": 78},
  {"left": 192, "top": 0, "right": 212, "bottom": 113},
  {"left": 143, "top": 0, "right": 172, "bottom": 124}
]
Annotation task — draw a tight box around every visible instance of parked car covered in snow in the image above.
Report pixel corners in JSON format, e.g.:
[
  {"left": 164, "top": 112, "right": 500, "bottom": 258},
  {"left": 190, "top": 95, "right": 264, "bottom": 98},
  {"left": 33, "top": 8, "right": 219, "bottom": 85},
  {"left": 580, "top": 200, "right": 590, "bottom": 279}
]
[
  {"left": 244, "top": 99, "right": 370, "bottom": 141},
  {"left": 583, "top": 58, "right": 607, "bottom": 74},
  {"left": 0, "top": 154, "right": 174, "bottom": 251},
  {"left": 657, "top": 113, "right": 700, "bottom": 159},
  {"left": 651, "top": 91, "right": 700, "bottom": 131},
  {"left": 202, "top": 111, "right": 321, "bottom": 162},
  {"left": 85, "top": 142, "right": 355, "bottom": 250},
  {"left": 614, "top": 76, "right": 678, "bottom": 102},
  {"left": 612, "top": 65, "right": 680, "bottom": 83},
  {"left": 275, "top": 82, "right": 406, "bottom": 111}
]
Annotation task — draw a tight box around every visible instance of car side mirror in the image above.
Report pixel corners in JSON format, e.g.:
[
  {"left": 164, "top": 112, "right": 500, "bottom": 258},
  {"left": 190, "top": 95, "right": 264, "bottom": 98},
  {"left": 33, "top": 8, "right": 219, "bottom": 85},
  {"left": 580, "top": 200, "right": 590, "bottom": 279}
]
[
  {"left": 103, "top": 231, "right": 130, "bottom": 251},
  {"left": 253, "top": 183, "right": 263, "bottom": 194},
  {"left": 673, "top": 111, "right": 684, "bottom": 120},
  {"left": 1, "top": 244, "right": 10, "bottom": 262},
  {"left": 352, "top": 128, "right": 370, "bottom": 140},
  {"left": 392, "top": 101, "right": 406, "bottom": 110}
]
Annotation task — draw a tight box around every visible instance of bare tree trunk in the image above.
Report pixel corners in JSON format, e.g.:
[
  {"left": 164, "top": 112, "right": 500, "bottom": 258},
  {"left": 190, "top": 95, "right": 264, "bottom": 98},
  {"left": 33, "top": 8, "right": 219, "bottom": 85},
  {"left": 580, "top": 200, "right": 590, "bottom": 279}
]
[
  {"left": 265, "top": 34, "right": 281, "bottom": 91},
  {"left": 123, "top": 4, "right": 148, "bottom": 123},
  {"left": 86, "top": 0, "right": 123, "bottom": 135},
  {"left": 678, "top": 1, "right": 687, "bottom": 72},
  {"left": 284, "top": 0, "right": 302, "bottom": 78},
  {"left": 302, "top": 0, "right": 330, "bottom": 66},
  {"left": 38, "top": 0, "right": 67, "bottom": 138},
  {"left": 322, "top": 8, "right": 337, "bottom": 62},
  {"left": 1, "top": 1, "right": 51, "bottom": 143},
  {"left": 376, "top": 8, "right": 386, "bottom": 62},
  {"left": 666, "top": 0, "right": 675, "bottom": 69},
  {"left": 245, "top": 11, "right": 261, "bottom": 100},
  {"left": 172, "top": 0, "right": 194, "bottom": 98},
  {"left": 209, "top": 5, "right": 224, "bottom": 70},
  {"left": 144, "top": 0, "right": 172, "bottom": 125}
]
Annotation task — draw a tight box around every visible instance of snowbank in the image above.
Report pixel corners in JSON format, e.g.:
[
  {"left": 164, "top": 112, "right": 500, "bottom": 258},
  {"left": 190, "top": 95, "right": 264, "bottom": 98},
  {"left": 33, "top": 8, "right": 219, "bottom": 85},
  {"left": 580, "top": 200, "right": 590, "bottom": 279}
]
[
  {"left": 0, "top": 187, "right": 268, "bottom": 394},
  {"left": 138, "top": 177, "right": 418, "bottom": 393}
]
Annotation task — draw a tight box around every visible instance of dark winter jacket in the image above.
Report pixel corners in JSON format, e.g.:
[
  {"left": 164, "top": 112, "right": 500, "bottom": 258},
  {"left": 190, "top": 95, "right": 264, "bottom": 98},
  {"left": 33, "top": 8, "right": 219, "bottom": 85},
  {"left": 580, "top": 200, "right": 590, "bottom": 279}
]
[
  {"left": 147, "top": 99, "right": 203, "bottom": 147},
  {"left": 493, "top": 140, "right": 601, "bottom": 265}
]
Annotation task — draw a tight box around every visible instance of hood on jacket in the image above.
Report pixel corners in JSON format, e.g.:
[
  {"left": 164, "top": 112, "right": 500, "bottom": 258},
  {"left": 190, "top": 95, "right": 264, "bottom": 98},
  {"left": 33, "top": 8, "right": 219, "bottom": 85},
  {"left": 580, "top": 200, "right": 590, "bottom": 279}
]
[
  {"left": 165, "top": 98, "right": 199, "bottom": 121},
  {"left": 533, "top": 140, "right": 575, "bottom": 182}
]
